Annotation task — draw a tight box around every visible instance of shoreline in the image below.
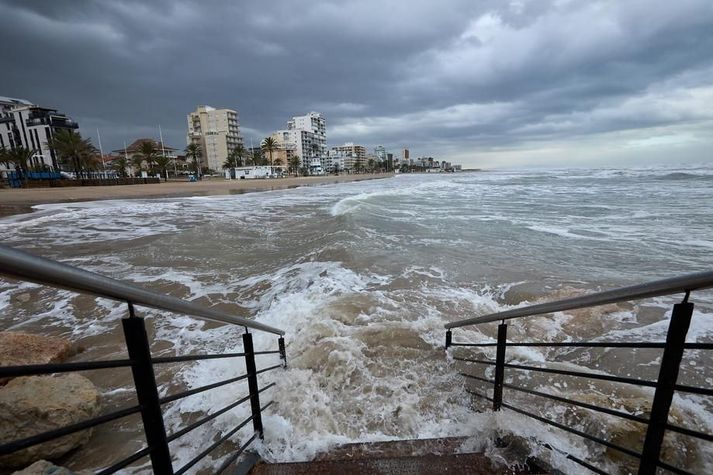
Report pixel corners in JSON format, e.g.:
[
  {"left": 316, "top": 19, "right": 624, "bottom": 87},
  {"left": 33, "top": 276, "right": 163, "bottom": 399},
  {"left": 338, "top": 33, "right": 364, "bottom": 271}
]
[{"left": 0, "top": 173, "right": 393, "bottom": 219}]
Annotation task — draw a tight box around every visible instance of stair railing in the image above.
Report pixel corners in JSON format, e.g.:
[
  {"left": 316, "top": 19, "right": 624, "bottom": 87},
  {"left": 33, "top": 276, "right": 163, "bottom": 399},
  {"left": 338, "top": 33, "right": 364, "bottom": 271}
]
[
  {"left": 445, "top": 270, "right": 713, "bottom": 475},
  {"left": 0, "top": 243, "right": 286, "bottom": 474}
]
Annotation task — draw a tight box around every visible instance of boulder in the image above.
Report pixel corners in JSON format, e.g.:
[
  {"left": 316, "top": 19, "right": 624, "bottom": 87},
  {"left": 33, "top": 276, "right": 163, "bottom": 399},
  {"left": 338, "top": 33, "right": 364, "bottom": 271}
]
[
  {"left": 12, "top": 460, "right": 76, "bottom": 475},
  {"left": 0, "top": 332, "right": 74, "bottom": 385},
  {"left": 0, "top": 374, "right": 101, "bottom": 468}
]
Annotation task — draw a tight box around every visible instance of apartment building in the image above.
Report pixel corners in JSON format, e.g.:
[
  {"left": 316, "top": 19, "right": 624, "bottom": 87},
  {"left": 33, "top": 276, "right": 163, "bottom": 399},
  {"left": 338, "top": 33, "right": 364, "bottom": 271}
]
[
  {"left": 331, "top": 142, "right": 366, "bottom": 161},
  {"left": 288, "top": 111, "right": 326, "bottom": 157},
  {"left": 187, "top": 105, "right": 242, "bottom": 171},
  {"left": 0, "top": 96, "right": 79, "bottom": 170}
]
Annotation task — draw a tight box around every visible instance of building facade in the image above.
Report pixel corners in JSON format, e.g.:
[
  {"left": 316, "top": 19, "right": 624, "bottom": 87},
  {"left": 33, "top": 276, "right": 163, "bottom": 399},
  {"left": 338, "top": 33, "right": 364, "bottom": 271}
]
[
  {"left": 287, "top": 111, "right": 326, "bottom": 158},
  {"left": 332, "top": 142, "right": 366, "bottom": 161},
  {"left": 268, "top": 112, "right": 326, "bottom": 171},
  {"left": 187, "top": 105, "right": 242, "bottom": 172},
  {"left": 0, "top": 96, "right": 79, "bottom": 170}
]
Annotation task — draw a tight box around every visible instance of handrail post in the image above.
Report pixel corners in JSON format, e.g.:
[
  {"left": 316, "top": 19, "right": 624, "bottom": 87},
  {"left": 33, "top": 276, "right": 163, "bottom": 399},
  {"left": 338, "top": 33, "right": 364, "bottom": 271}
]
[
  {"left": 242, "top": 332, "right": 264, "bottom": 439},
  {"left": 493, "top": 322, "right": 508, "bottom": 411},
  {"left": 445, "top": 330, "right": 452, "bottom": 349},
  {"left": 638, "top": 300, "right": 694, "bottom": 474},
  {"left": 278, "top": 336, "right": 287, "bottom": 368},
  {"left": 122, "top": 302, "right": 173, "bottom": 474}
]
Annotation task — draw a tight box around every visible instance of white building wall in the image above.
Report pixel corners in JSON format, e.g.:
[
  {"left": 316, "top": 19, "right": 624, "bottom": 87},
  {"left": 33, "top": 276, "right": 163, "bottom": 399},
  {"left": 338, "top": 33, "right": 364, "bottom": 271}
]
[
  {"left": 0, "top": 103, "right": 79, "bottom": 170},
  {"left": 187, "top": 105, "right": 242, "bottom": 172}
]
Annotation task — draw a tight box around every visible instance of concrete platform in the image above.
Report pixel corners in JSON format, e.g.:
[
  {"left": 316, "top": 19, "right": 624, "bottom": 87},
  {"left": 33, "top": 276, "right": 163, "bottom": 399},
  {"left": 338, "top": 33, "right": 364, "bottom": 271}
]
[{"left": 248, "top": 438, "right": 535, "bottom": 475}]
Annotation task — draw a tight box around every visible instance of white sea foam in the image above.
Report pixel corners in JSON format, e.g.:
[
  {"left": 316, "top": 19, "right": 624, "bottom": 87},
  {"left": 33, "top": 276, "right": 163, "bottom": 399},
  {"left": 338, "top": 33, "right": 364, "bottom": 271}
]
[{"left": 1, "top": 167, "right": 712, "bottom": 472}]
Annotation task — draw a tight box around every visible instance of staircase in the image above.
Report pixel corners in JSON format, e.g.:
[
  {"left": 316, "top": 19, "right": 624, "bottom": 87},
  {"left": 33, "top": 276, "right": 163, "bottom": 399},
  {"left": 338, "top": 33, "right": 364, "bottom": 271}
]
[{"left": 248, "top": 437, "right": 531, "bottom": 474}]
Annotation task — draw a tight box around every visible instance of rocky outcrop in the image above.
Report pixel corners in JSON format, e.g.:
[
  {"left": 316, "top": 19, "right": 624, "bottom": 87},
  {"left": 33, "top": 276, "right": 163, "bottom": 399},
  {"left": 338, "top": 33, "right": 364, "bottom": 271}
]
[
  {"left": 0, "top": 374, "right": 101, "bottom": 468},
  {"left": 11, "top": 460, "right": 77, "bottom": 475},
  {"left": 0, "top": 332, "right": 74, "bottom": 385}
]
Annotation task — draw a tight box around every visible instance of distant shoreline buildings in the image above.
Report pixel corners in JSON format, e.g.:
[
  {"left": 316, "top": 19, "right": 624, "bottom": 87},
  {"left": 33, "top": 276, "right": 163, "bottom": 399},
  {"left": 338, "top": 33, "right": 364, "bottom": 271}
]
[{"left": 0, "top": 94, "right": 462, "bottom": 179}]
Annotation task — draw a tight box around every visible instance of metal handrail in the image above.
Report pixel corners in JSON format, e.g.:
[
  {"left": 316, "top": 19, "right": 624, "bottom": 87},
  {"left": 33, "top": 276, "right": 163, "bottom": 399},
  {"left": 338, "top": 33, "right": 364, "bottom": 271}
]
[
  {"left": 0, "top": 243, "right": 284, "bottom": 335},
  {"left": 445, "top": 270, "right": 713, "bottom": 329}
]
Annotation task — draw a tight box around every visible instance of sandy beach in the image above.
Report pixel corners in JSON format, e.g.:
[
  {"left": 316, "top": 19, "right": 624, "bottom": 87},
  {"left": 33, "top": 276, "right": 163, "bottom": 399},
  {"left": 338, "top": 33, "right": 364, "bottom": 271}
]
[{"left": 0, "top": 173, "right": 393, "bottom": 218}]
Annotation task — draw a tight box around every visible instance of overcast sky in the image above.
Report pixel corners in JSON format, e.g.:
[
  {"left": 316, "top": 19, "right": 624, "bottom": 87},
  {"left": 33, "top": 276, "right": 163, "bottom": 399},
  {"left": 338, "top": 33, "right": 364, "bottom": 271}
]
[{"left": 1, "top": 0, "right": 712, "bottom": 168}]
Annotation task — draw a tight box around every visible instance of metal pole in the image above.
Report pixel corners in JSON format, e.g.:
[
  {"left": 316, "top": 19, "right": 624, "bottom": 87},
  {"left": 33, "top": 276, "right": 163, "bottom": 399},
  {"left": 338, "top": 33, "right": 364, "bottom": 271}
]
[
  {"left": 96, "top": 128, "right": 105, "bottom": 174},
  {"left": 493, "top": 322, "right": 508, "bottom": 411},
  {"left": 122, "top": 303, "right": 173, "bottom": 474},
  {"left": 278, "top": 337, "right": 287, "bottom": 368},
  {"left": 242, "top": 332, "right": 264, "bottom": 439},
  {"left": 159, "top": 124, "right": 168, "bottom": 181},
  {"left": 445, "top": 330, "right": 452, "bottom": 349},
  {"left": 638, "top": 300, "right": 694, "bottom": 474}
]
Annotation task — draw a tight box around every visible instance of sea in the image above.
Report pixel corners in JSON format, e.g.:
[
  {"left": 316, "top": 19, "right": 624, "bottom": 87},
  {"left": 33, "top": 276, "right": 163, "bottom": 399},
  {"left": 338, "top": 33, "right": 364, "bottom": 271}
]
[{"left": 1, "top": 166, "right": 712, "bottom": 474}]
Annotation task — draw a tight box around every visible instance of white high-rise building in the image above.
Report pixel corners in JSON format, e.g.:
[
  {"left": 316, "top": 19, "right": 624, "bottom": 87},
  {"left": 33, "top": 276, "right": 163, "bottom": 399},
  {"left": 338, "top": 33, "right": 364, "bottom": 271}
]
[
  {"left": 283, "top": 112, "right": 326, "bottom": 166},
  {"left": 0, "top": 96, "right": 79, "bottom": 171},
  {"left": 187, "top": 105, "right": 242, "bottom": 172}
]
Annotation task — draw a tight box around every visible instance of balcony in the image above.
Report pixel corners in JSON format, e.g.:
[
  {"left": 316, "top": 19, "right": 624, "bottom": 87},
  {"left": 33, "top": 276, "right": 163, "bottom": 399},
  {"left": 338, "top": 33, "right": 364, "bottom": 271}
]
[{"left": 25, "top": 117, "right": 79, "bottom": 129}]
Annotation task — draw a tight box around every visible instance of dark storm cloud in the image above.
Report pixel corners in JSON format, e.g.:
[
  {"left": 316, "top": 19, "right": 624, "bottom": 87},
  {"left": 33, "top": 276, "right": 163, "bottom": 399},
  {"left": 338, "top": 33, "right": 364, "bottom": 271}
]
[{"left": 1, "top": 0, "right": 712, "bottom": 166}]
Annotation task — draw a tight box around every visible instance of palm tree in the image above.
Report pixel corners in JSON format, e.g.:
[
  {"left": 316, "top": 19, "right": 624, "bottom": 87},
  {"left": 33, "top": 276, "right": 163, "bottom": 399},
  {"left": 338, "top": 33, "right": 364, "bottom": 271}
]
[
  {"left": 185, "top": 143, "right": 202, "bottom": 179},
  {"left": 229, "top": 144, "right": 245, "bottom": 168},
  {"left": 289, "top": 156, "right": 301, "bottom": 176},
  {"left": 251, "top": 148, "right": 264, "bottom": 166},
  {"left": 155, "top": 154, "right": 172, "bottom": 181},
  {"left": 138, "top": 141, "right": 160, "bottom": 174},
  {"left": 111, "top": 157, "right": 129, "bottom": 178},
  {"left": 367, "top": 158, "right": 375, "bottom": 172},
  {"left": 131, "top": 154, "right": 145, "bottom": 177},
  {"left": 46, "top": 129, "right": 96, "bottom": 177},
  {"left": 333, "top": 163, "right": 340, "bottom": 176},
  {"left": 2, "top": 146, "right": 34, "bottom": 174},
  {"left": 261, "top": 137, "right": 277, "bottom": 167}
]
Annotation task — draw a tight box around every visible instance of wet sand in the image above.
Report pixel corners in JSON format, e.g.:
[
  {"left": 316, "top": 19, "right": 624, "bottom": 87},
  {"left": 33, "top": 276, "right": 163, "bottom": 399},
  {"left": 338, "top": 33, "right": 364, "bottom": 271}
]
[{"left": 0, "top": 173, "right": 393, "bottom": 218}]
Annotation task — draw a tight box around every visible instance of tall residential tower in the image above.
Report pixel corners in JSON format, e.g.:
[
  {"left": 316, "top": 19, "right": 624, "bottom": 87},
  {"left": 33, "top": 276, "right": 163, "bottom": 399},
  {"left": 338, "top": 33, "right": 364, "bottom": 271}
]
[{"left": 187, "top": 105, "right": 242, "bottom": 171}]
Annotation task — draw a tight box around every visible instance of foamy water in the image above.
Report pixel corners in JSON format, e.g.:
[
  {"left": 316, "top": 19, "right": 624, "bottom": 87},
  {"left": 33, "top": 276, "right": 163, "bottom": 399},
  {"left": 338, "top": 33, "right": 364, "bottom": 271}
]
[{"left": 1, "top": 167, "right": 712, "bottom": 473}]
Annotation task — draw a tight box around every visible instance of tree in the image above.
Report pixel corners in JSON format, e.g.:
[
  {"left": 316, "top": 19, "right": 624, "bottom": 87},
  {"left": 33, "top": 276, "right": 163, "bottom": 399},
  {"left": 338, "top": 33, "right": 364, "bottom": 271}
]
[
  {"left": 367, "top": 158, "right": 375, "bottom": 173},
  {"left": 46, "top": 129, "right": 96, "bottom": 177},
  {"left": 354, "top": 158, "right": 363, "bottom": 173},
  {"left": 185, "top": 143, "right": 202, "bottom": 178},
  {"left": 333, "top": 163, "right": 340, "bottom": 175},
  {"left": 155, "top": 154, "right": 172, "bottom": 181},
  {"left": 229, "top": 144, "right": 245, "bottom": 168},
  {"left": 111, "top": 157, "right": 129, "bottom": 177},
  {"left": 131, "top": 154, "right": 145, "bottom": 176},
  {"left": 138, "top": 141, "right": 160, "bottom": 174},
  {"left": 273, "top": 157, "right": 283, "bottom": 166},
  {"left": 261, "top": 137, "right": 277, "bottom": 166},
  {"left": 1, "top": 146, "right": 34, "bottom": 174},
  {"left": 251, "top": 148, "right": 264, "bottom": 166},
  {"left": 289, "top": 156, "right": 301, "bottom": 176}
]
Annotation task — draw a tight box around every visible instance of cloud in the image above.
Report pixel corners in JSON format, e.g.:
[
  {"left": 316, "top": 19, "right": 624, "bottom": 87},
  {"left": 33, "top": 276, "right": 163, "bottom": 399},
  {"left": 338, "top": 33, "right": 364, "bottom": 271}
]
[{"left": 0, "top": 0, "right": 711, "bottom": 167}]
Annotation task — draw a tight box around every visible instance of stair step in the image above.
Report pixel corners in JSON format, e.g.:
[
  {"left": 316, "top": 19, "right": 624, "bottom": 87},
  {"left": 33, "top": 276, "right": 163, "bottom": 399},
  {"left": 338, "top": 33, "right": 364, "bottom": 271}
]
[
  {"left": 248, "top": 438, "right": 533, "bottom": 475},
  {"left": 250, "top": 452, "right": 509, "bottom": 475}
]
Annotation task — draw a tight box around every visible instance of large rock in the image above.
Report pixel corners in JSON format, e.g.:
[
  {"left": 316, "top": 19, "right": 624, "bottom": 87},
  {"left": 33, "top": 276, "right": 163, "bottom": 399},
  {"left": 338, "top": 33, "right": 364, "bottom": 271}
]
[
  {"left": 0, "top": 374, "right": 101, "bottom": 468},
  {"left": 11, "top": 460, "right": 76, "bottom": 475},
  {"left": 0, "top": 332, "right": 74, "bottom": 385}
]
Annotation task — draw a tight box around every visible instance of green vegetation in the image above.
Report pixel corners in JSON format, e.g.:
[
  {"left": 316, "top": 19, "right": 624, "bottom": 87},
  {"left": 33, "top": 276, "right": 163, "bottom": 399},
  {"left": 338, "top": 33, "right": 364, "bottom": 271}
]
[
  {"left": 46, "top": 129, "right": 98, "bottom": 177},
  {"left": 185, "top": 143, "right": 202, "bottom": 178},
  {"left": 261, "top": 136, "right": 277, "bottom": 166}
]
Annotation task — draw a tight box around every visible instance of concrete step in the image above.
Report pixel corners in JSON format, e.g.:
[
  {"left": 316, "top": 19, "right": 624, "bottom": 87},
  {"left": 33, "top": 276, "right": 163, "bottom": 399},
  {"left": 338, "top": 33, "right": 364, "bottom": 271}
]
[{"left": 248, "top": 437, "right": 534, "bottom": 475}]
